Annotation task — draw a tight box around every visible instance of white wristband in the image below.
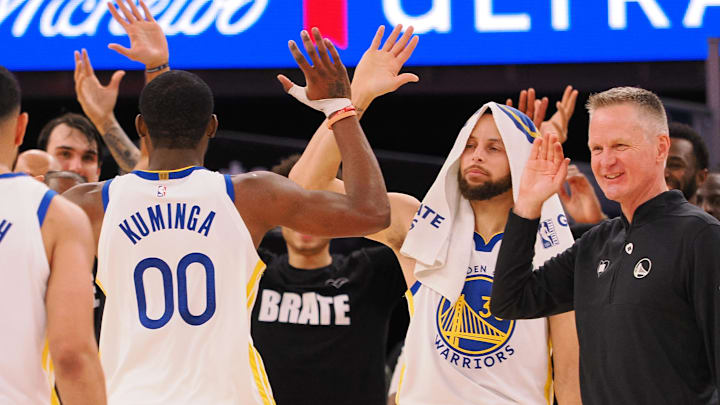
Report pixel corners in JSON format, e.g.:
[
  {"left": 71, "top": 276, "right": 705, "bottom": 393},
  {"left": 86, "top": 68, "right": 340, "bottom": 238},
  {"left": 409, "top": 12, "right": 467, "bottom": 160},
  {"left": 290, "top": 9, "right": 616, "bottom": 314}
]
[{"left": 287, "top": 85, "right": 352, "bottom": 117}]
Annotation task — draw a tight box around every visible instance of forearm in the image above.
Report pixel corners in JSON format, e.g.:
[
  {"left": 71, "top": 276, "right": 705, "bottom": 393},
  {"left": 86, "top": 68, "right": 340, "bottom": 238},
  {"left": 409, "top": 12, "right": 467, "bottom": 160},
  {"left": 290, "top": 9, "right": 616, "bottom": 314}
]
[
  {"left": 289, "top": 93, "right": 372, "bottom": 191},
  {"left": 54, "top": 349, "right": 106, "bottom": 405},
  {"left": 549, "top": 312, "right": 582, "bottom": 405},
  {"left": 97, "top": 116, "right": 141, "bottom": 172},
  {"left": 330, "top": 116, "right": 389, "bottom": 223},
  {"left": 491, "top": 210, "right": 574, "bottom": 319}
]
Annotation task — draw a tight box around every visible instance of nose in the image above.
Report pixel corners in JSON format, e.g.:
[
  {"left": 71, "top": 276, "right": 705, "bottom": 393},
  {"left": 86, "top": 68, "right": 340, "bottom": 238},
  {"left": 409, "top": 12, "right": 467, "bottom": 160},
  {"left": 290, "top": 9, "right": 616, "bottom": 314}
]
[
  {"left": 67, "top": 157, "right": 83, "bottom": 174},
  {"left": 471, "top": 146, "right": 485, "bottom": 162}
]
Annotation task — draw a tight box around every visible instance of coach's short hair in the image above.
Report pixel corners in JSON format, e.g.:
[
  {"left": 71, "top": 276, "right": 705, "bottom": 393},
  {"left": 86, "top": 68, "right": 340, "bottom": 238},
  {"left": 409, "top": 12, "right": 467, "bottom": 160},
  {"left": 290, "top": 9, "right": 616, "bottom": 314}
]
[
  {"left": 139, "top": 70, "right": 214, "bottom": 149},
  {"left": 0, "top": 66, "right": 21, "bottom": 121},
  {"left": 586, "top": 87, "right": 669, "bottom": 135}
]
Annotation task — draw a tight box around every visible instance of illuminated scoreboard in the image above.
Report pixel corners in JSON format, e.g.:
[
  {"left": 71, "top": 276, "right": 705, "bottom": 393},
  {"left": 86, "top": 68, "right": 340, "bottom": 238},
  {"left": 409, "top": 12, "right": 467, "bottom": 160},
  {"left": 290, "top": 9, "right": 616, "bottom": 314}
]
[{"left": 2, "top": 0, "right": 720, "bottom": 71}]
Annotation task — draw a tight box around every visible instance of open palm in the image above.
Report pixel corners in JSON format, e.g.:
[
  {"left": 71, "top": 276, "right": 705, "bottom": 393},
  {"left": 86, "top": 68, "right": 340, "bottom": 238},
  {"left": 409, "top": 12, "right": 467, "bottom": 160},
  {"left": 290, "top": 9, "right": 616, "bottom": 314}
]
[
  {"left": 352, "top": 25, "right": 419, "bottom": 100},
  {"left": 74, "top": 49, "right": 124, "bottom": 130},
  {"left": 108, "top": 0, "right": 168, "bottom": 67},
  {"left": 515, "top": 134, "right": 570, "bottom": 218}
]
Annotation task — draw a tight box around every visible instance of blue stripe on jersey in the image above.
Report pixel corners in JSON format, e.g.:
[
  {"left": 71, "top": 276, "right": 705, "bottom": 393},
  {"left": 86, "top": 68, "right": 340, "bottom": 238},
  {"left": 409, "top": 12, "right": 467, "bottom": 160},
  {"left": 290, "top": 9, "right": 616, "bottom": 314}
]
[
  {"left": 0, "top": 172, "right": 28, "bottom": 179},
  {"left": 410, "top": 280, "right": 421, "bottom": 296},
  {"left": 131, "top": 166, "right": 206, "bottom": 181},
  {"left": 102, "top": 178, "right": 114, "bottom": 212},
  {"left": 37, "top": 189, "right": 57, "bottom": 226},
  {"left": 224, "top": 174, "right": 235, "bottom": 203},
  {"left": 473, "top": 232, "right": 503, "bottom": 252}
]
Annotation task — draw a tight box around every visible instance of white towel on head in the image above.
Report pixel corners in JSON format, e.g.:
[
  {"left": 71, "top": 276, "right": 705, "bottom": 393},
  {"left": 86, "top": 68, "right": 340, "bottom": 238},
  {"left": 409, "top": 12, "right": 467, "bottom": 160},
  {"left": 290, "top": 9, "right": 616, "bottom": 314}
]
[{"left": 400, "top": 102, "right": 574, "bottom": 303}]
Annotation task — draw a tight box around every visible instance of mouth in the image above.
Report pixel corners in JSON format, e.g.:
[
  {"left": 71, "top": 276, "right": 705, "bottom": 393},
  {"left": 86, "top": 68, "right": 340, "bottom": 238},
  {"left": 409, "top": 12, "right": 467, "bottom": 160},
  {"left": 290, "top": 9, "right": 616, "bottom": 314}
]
[
  {"left": 465, "top": 166, "right": 490, "bottom": 176},
  {"left": 603, "top": 173, "right": 623, "bottom": 181}
]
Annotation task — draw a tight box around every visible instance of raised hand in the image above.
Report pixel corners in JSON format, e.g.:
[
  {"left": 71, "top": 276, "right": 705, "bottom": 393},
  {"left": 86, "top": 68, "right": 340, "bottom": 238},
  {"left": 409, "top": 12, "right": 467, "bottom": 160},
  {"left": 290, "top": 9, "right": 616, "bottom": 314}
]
[
  {"left": 558, "top": 165, "right": 605, "bottom": 223},
  {"left": 74, "top": 49, "right": 124, "bottom": 132},
  {"left": 540, "top": 85, "right": 578, "bottom": 143},
  {"left": 107, "top": 0, "right": 168, "bottom": 68},
  {"left": 278, "top": 28, "right": 351, "bottom": 101},
  {"left": 514, "top": 133, "right": 570, "bottom": 219},
  {"left": 351, "top": 25, "right": 419, "bottom": 103},
  {"left": 506, "top": 88, "right": 549, "bottom": 131}
]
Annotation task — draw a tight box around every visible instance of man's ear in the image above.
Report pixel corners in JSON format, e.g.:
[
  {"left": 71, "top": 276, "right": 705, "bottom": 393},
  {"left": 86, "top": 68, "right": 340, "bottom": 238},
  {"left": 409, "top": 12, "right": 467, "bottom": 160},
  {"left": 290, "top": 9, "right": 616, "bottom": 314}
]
[
  {"left": 15, "top": 112, "right": 28, "bottom": 147},
  {"left": 206, "top": 114, "right": 218, "bottom": 139},
  {"left": 135, "top": 114, "right": 148, "bottom": 139},
  {"left": 657, "top": 134, "right": 670, "bottom": 164},
  {"left": 697, "top": 167, "right": 709, "bottom": 188}
]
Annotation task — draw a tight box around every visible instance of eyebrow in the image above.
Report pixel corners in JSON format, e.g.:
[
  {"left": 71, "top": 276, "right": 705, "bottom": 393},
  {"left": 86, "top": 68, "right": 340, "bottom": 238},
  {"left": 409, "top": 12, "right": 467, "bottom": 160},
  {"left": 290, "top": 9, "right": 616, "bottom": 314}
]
[{"left": 55, "top": 145, "right": 98, "bottom": 156}]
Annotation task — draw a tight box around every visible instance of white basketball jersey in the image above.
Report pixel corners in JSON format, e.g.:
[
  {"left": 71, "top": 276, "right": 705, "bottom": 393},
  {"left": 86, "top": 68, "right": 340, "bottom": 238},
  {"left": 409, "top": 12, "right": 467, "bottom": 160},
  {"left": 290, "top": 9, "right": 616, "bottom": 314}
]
[
  {"left": 397, "top": 233, "right": 552, "bottom": 405},
  {"left": 0, "top": 173, "right": 57, "bottom": 405},
  {"left": 97, "top": 167, "right": 274, "bottom": 405}
]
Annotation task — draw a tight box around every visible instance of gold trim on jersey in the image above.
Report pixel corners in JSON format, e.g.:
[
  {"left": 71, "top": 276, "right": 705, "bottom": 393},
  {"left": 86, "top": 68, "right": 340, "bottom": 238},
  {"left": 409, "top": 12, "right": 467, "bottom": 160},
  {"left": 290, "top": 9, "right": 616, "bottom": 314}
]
[
  {"left": 544, "top": 338, "right": 553, "bottom": 405},
  {"left": 246, "top": 260, "right": 267, "bottom": 310},
  {"left": 41, "top": 339, "right": 60, "bottom": 405},
  {"left": 405, "top": 290, "right": 415, "bottom": 317},
  {"left": 248, "top": 343, "right": 276, "bottom": 405},
  {"left": 96, "top": 278, "right": 107, "bottom": 297},
  {"left": 138, "top": 166, "right": 196, "bottom": 174},
  {"left": 395, "top": 363, "right": 406, "bottom": 405}
]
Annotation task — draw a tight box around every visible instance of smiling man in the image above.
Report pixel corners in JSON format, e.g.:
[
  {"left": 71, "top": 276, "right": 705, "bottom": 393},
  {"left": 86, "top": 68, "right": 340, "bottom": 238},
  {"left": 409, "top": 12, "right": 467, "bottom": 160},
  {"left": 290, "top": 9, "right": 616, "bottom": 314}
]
[{"left": 492, "top": 86, "right": 720, "bottom": 405}]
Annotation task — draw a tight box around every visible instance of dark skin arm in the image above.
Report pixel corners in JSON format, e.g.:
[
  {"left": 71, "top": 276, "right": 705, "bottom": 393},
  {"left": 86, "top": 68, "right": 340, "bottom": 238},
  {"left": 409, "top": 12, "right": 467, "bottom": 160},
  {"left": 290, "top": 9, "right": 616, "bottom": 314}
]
[{"left": 239, "top": 28, "right": 391, "bottom": 246}]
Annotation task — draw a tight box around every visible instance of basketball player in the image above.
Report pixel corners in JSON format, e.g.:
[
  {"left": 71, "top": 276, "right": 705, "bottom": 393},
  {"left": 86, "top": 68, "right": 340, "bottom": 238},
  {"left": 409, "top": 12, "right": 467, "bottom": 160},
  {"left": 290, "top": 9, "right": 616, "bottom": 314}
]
[
  {"left": 289, "top": 26, "right": 581, "bottom": 404},
  {"left": 63, "top": 27, "right": 390, "bottom": 405},
  {"left": 0, "top": 67, "right": 106, "bottom": 404}
]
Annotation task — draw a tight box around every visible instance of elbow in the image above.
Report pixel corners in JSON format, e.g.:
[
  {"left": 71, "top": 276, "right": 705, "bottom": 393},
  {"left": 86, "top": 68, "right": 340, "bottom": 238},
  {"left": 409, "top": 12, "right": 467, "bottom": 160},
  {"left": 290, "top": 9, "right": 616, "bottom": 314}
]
[
  {"left": 489, "top": 297, "right": 520, "bottom": 320},
  {"left": 52, "top": 342, "right": 98, "bottom": 380},
  {"left": 355, "top": 203, "right": 391, "bottom": 235}
]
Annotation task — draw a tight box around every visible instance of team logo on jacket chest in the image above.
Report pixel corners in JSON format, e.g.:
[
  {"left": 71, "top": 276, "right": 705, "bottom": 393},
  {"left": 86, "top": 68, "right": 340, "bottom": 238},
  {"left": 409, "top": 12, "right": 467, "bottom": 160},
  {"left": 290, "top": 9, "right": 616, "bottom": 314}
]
[
  {"left": 435, "top": 275, "right": 516, "bottom": 369},
  {"left": 633, "top": 258, "right": 652, "bottom": 279}
]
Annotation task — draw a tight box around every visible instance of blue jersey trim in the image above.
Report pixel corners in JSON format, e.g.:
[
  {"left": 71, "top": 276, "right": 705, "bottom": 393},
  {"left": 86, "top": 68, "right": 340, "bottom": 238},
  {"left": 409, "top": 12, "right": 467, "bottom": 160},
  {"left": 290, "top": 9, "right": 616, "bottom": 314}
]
[
  {"left": 102, "top": 179, "right": 114, "bottom": 212},
  {"left": 473, "top": 232, "right": 504, "bottom": 252},
  {"left": 224, "top": 174, "right": 235, "bottom": 203},
  {"left": 131, "top": 166, "right": 206, "bottom": 181},
  {"left": 409, "top": 280, "right": 422, "bottom": 296},
  {"left": 37, "top": 189, "right": 57, "bottom": 227},
  {"left": 0, "top": 172, "right": 28, "bottom": 180}
]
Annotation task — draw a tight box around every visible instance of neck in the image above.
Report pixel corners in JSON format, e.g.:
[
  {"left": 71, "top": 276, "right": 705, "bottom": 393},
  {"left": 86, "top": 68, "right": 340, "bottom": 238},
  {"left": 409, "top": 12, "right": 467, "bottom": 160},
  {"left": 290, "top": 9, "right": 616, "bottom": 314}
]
[
  {"left": 146, "top": 148, "right": 204, "bottom": 171},
  {"left": 621, "top": 177, "right": 668, "bottom": 222},
  {"left": 287, "top": 245, "right": 332, "bottom": 270},
  {"left": 470, "top": 190, "right": 514, "bottom": 240}
]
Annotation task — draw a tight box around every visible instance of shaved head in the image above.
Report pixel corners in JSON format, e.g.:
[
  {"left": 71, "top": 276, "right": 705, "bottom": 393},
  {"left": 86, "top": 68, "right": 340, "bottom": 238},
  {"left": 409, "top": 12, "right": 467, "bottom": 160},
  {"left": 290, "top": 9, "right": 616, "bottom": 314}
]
[{"left": 14, "top": 149, "right": 61, "bottom": 177}]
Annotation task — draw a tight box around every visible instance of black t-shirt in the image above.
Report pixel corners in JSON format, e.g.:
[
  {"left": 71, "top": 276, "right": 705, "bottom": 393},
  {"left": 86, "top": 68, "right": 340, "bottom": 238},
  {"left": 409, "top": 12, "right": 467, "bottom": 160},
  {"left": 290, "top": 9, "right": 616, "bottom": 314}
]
[{"left": 251, "top": 246, "right": 406, "bottom": 405}]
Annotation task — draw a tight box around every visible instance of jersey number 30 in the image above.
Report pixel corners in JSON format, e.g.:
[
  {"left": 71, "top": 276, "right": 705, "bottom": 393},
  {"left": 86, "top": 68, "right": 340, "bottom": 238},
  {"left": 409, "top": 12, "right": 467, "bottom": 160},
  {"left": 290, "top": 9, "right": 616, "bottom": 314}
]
[{"left": 134, "top": 252, "right": 216, "bottom": 329}]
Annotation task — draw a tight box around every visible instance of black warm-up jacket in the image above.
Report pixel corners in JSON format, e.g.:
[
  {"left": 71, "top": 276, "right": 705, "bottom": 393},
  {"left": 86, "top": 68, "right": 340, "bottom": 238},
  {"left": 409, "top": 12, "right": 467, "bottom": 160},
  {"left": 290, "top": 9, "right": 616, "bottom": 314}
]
[{"left": 491, "top": 190, "right": 720, "bottom": 405}]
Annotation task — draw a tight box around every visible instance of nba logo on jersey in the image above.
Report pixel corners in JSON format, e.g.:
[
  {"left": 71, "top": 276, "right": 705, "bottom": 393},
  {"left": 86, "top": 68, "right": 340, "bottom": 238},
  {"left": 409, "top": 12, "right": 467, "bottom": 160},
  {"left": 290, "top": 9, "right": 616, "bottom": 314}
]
[
  {"left": 156, "top": 185, "right": 167, "bottom": 197},
  {"left": 539, "top": 219, "right": 559, "bottom": 249}
]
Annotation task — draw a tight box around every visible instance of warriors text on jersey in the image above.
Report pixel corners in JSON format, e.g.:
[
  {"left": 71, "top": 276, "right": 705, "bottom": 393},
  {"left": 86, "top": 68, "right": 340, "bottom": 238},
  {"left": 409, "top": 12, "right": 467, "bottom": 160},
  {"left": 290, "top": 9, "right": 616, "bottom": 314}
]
[
  {"left": 0, "top": 173, "right": 57, "bottom": 404},
  {"left": 396, "top": 233, "right": 552, "bottom": 405},
  {"left": 97, "top": 167, "right": 274, "bottom": 405}
]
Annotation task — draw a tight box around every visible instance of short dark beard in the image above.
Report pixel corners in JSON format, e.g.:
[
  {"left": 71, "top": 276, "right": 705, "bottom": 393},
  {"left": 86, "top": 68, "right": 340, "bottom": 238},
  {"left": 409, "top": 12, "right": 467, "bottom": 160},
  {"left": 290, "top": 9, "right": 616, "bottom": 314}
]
[
  {"left": 682, "top": 175, "right": 698, "bottom": 200},
  {"left": 458, "top": 170, "right": 512, "bottom": 201}
]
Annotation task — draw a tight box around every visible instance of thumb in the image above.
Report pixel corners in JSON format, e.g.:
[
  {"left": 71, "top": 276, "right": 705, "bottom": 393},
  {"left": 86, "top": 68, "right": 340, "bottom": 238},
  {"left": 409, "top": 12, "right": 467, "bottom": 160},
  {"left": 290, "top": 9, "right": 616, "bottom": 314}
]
[
  {"left": 393, "top": 73, "right": 419, "bottom": 90},
  {"left": 276, "top": 74, "right": 295, "bottom": 93},
  {"left": 108, "top": 43, "right": 132, "bottom": 59},
  {"left": 109, "top": 70, "right": 126, "bottom": 89}
]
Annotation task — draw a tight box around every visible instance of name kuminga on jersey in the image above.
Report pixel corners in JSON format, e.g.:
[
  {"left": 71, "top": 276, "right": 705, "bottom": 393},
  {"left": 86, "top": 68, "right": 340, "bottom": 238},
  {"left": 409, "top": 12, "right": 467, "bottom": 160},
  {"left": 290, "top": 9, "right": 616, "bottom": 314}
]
[
  {"left": 434, "top": 274, "right": 516, "bottom": 370},
  {"left": 118, "top": 203, "right": 216, "bottom": 245},
  {"left": 0, "top": 219, "right": 12, "bottom": 244}
]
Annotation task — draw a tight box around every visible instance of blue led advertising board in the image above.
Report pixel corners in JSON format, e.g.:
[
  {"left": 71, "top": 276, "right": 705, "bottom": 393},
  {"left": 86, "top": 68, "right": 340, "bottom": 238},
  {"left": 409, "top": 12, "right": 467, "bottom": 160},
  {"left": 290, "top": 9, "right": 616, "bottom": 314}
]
[{"left": 2, "top": 0, "right": 720, "bottom": 71}]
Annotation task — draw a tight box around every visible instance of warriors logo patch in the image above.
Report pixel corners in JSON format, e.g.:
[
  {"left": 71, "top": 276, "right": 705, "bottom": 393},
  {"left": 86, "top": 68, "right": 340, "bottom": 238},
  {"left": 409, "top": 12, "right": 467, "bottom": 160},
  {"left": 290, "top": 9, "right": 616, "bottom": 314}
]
[
  {"left": 436, "top": 275, "right": 515, "bottom": 357},
  {"left": 597, "top": 260, "right": 610, "bottom": 277},
  {"left": 633, "top": 258, "right": 652, "bottom": 279}
]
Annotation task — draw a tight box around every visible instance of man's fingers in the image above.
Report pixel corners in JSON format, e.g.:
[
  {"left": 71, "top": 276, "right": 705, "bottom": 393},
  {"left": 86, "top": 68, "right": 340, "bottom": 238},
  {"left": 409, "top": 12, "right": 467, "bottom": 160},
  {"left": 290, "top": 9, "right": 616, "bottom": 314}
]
[
  {"left": 551, "top": 137, "right": 564, "bottom": 165},
  {"left": 566, "top": 88, "right": 579, "bottom": 114},
  {"left": 397, "top": 34, "right": 419, "bottom": 65},
  {"left": 114, "top": 0, "right": 137, "bottom": 23},
  {"left": 555, "top": 158, "right": 571, "bottom": 189},
  {"left": 107, "top": 2, "right": 129, "bottom": 27},
  {"left": 300, "top": 30, "right": 321, "bottom": 67},
  {"left": 391, "top": 26, "right": 414, "bottom": 56},
  {"left": 325, "top": 39, "right": 344, "bottom": 69},
  {"left": 288, "top": 40, "right": 312, "bottom": 72},
  {"left": 108, "top": 43, "right": 132, "bottom": 58},
  {"left": 109, "top": 70, "right": 126, "bottom": 89},
  {"left": 382, "top": 24, "right": 402, "bottom": 52},
  {"left": 139, "top": 0, "right": 155, "bottom": 22},
  {"left": 311, "top": 27, "right": 332, "bottom": 66},
  {"left": 125, "top": 0, "right": 144, "bottom": 20},
  {"left": 518, "top": 90, "right": 527, "bottom": 113},
  {"left": 73, "top": 50, "right": 82, "bottom": 82},
  {"left": 370, "top": 25, "right": 384, "bottom": 50},
  {"left": 526, "top": 88, "right": 536, "bottom": 118},
  {"left": 81, "top": 49, "right": 94, "bottom": 77},
  {"left": 393, "top": 73, "right": 419, "bottom": 90},
  {"left": 531, "top": 136, "right": 543, "bottom": 161},
  {"left": 534, "top": 98, "right": 548, "bottom": 130},
  {"left": 276, "top": 74, "right": 295, "bottom": 93},
  {"left": 506, "top": 98, "right": 513, "bottom": 107}
]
